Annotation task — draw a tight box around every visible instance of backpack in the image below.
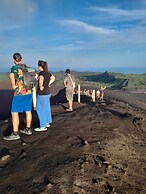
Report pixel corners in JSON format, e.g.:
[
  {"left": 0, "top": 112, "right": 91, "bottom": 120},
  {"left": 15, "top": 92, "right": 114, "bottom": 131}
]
[{"left": 19, "top": 64, "right": 37, "bottom": 89}]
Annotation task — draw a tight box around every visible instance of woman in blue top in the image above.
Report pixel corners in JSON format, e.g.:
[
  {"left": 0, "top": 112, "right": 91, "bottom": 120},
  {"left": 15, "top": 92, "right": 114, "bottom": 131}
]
[{"left": 34, "top": 60, "right": 55, "bottom": 132}]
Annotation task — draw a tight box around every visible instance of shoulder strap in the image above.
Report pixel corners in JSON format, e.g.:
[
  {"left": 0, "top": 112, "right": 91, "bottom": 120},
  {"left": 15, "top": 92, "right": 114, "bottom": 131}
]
[
  {"left": 68, "top": 74, "right": 75, "bottom": 88},
  {"left": 19, "top": 64, "right": 36, "bottom": 73},
  {"left": 68, "top": 74, "right": 74, "bottom": 85},
  {"left": 19, "top": 64, "right": 27, "bottom": 68}
]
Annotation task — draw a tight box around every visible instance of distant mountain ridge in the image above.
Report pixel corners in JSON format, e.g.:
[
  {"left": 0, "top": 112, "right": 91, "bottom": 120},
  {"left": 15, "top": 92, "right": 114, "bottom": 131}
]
[
  {"left": 52, "top": 71, "right": 146, "bottom": 89},
  {"left": 1, "top": 71, "right": 146, "bottom": 90}
]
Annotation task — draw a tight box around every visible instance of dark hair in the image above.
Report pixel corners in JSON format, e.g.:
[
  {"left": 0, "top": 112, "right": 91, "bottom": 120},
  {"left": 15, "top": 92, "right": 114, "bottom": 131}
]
[
  {"left": 65, "top": 69, "right": 71, "bottom": 74},
  {"left": 13, "top": 53, "right": 22, "bottom": 62},
  {"left": 38, "top": 60, "right": 48, "bottom": 72}
]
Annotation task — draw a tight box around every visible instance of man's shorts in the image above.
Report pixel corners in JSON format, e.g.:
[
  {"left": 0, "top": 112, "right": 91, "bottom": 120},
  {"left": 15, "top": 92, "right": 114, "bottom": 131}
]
[
  {"left": 66, "top": 88, "right": 74, "bottom": 101},
  {"left": 11, "top": 94, "right": 32, "bottom": 112}
]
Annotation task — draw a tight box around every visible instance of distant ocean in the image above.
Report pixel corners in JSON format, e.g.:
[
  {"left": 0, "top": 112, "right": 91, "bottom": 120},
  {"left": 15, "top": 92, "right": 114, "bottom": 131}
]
[{"left": 1, "top": 67, "right": 146, "bottom": 74}]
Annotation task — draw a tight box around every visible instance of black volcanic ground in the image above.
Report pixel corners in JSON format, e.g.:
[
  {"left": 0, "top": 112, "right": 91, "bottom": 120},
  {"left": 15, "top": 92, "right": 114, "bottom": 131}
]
[{"left": 0, "top": 86, "right": 146, "bottom": 194}]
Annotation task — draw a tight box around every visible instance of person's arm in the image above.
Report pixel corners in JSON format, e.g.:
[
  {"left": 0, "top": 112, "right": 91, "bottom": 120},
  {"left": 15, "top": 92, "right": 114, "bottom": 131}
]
[
  {"left": 9, "top": 73, "right": 16, "bottom": 89},
  {"left": 72, "top": 76, "right": 75, "bottom": 87},
  {"left": 73, "top": 76, "right": 75, "bottom": 84},
  {"left": 100, "top": 86, "right": 106, "bottom": 91},
  {"left": 39, "top": 75, "right": 44, "bottom": 91},
  {"left": 49, "top": 74, "right": 55, "bottom": 86},
  {"left": 64, "top": 79, "right": 67, "bottom": 87},
  {"left": 35, "top": 73, "right": 38, "bottom": 80}
]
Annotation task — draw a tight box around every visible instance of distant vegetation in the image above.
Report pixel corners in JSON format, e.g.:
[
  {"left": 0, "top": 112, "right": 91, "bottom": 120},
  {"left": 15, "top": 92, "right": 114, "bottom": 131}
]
[
  {"left": 0, "top": 73, "right": 9, "bottom": 82},
  {"left": 52, "top": 71, "right": 146, "bottom": 90},
  {"left": 1, "top": 71, "right": 146, "bottom": 90}
]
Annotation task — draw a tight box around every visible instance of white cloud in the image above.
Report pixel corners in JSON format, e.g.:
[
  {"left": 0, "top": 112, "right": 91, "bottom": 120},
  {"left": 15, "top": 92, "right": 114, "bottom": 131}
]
[
  {"left": 57, "top": 19, "right": 115, "bottom": 35},
  {"left": 141, "top": 0, "right": 146, "bottom": 5},
  {"left": 89, "top": 6, "right": 146, "bottom": 23},
  {"left": 42, "top": 0, "right": 54, "bottom": 7},
  {"left": 91, "top": 7, "right": 145, "bottom": 16},
  {"left": 0, "top": 0, "right": 37, "bottom": 21},
  {"left": 0, "top": 24, "right": 24, "bottom": 32}
]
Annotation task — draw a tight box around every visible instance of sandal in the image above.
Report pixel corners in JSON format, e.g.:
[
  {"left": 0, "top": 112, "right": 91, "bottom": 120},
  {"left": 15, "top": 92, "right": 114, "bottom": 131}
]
[{"left": 66, "top": 108, "right": 73, "bottom": 112}]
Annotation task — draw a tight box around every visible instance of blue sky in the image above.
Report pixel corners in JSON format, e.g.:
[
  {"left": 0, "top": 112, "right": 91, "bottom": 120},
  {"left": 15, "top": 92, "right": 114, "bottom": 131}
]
[{"left": 0, "top": 0, "right": 146, "bottom": 73}]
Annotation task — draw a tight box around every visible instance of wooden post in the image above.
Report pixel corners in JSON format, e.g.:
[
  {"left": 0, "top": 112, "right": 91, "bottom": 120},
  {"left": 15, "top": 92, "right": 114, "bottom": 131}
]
[
  {"left": 78, "top": 84, "right": 80, "bottom": 103},
  {"left": 92, "top": 89, "right": 95, "bottom": 102},
  {"left": 32, "top": 86, "right": 36, "bottom": 110}
]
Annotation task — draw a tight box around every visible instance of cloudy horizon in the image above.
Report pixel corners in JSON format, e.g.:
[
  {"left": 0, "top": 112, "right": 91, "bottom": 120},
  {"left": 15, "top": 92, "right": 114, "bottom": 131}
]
[{"left": 0, "top": 0, "right": 146, "bottom": 73}]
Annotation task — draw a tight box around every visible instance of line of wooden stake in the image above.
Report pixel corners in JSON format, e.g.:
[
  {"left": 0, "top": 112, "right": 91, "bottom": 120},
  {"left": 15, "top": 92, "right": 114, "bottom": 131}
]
[{"left": 77, "top": 84, "right": 96, "bottom": 103}]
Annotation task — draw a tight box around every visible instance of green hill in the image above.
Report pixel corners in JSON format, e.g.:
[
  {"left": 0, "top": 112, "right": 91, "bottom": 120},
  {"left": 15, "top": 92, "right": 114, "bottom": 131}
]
[
  {"left": 52, "top": 71, "right": 146, "bottom": 90},
  {"left": 1, "top": 71, "right": 146, "bottom": 90}
]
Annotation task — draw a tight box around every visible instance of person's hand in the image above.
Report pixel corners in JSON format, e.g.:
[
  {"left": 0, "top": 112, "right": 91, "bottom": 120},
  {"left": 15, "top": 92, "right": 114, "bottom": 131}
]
[
  {"left": 40, "top": 86, "right": 44, "bottom": 91},
  {"left": 35, "top": 74, "right": 38, "bottom": 80},
  {"left": 13, "top": 86, "right": 18, "bottom": 90}
]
